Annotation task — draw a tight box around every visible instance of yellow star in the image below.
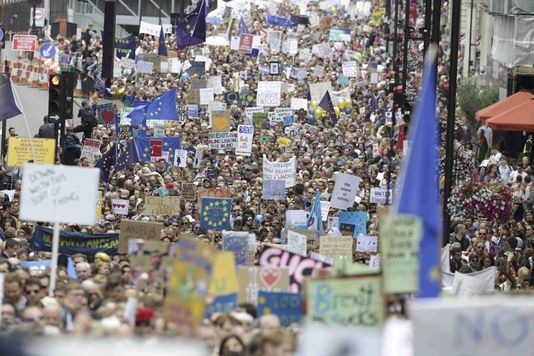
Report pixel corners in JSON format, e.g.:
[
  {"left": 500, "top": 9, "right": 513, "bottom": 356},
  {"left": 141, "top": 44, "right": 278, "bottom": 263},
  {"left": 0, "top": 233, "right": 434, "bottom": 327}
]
[
  {"left": 429, "top": 267, "right": 440, "bottom": 282},
  {"left": 209, "top": 202, "right": 214, "bottom": 207},
  {"left": 214, "top": 201, "right": 220, "bottom": 207}
]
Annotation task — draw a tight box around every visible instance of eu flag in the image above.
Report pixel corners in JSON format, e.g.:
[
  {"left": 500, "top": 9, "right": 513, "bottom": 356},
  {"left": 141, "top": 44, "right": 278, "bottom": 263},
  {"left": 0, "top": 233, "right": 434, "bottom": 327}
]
[
  {"left": 237, "top": 17, "right": 248, "bottom": 36},
  {"left": 319, "top": 91, "right": 337, "bottom": 124},
  {"left": 0, "top": 76, "right": 22, "bottom": 121},
  {"left": 200, "top": 198, "right": 232, "bottom": 231},
  {"left": 135, "top": 137, "right": 181, "bottom": 163},
  {"left": 115, "top": 139, "right": 140, "bottom": 172},
  {"left": 395, "top": 45, "right": 441, "bottom": 298},
  {"left": 306, "top": 190, "right": 323, "bottom": 231},
  {"left": 158, "top": 26, "right": 168, "bottom": 56},
  {"left": 94, "top": 143, "right": 117, "bottom": 182},
  {"left": 176, "top": 0, "right": 207, "bottom": 50},
  {"left": 128, "top": 88, "right": 178, "bottom": 125},
  {"left": 266, "top": 14, "right": 295, "bottom": 27}
]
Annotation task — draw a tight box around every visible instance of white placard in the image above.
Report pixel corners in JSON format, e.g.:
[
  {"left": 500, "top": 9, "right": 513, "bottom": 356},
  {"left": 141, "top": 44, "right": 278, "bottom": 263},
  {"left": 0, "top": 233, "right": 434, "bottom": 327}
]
[
  {"left": 139, "top": 21, "right": 161, "bottom": 37},
  {"left": 230, "top": 36, "right": 240, "bottom": 51},
  {"left": 299, "top": 48, "right": 312, "bottom": 62},
  {"left": 199, "top": 88, "right": 215, "bottom": 105},
  {"left": 286, "top": 210, "right": 307, "bottom": 227},
  {"left": 136, "top": 60, "right": 153, "bottom": 74},
  {"left": 263, "top": 156, "right": 296, "bottom": 188},
  {"left": 412, "top": 297, "right": 534, "bottom": 356},
  {"left": 370, "top": 187, "right": 393, "bottom": 204},
  {"left": 370, "top": 72, "right": 379, "bottom": 84},
  {"left": 160, "top": 61, "right": 169, "bottom": 73},
  {"left": 20, "top": 164, "right": 99, "bottom": 225},
  {"left": 342, "top": 61, "right": 358, "bottom": 77},
  {"left": 451, "top": 267, "right": 496, "bottom": 297},
  {"left": 330, "top": 173, "right": 361, "bottom": 210},
  {"left": 236, "top": 125, "right": 254, "bottom": 157},
  {"left": 314, "top": 65, "right": 324, "bottom": 77},
  {"left": 369, "top": 255, "right": 380, "bottom": 268},
  {"left": 174, "top": 149, "right": 188, "bottom": 167},
  {"left": 320, "top": 201, "right": 331, "bottom": 222},
  {"left": 111, "top": 198, "right": 129, "bottom": 215},
  {"left": 356, "top": 235, "right": 378, "bottom": 253},
  {"left": 287, "top": 230, "right": 307, "bottom": 256},
  {"left": 330, "top": 87, "right": 351, "bottom": 107},
  {"left": 308, "top": 82, "right": 332, "bottom": 102},
  {"left": 207, "top": 76, "right": 223, "bottom": 95},
  {"left": 168, "top": 58, "right": 182, "bottom": 73},
  {"left": 256, "top": 81, "right": 282, "bottom": 107},
  {"left": 291, "top": 98, "right": 308, "bottom": 111}
]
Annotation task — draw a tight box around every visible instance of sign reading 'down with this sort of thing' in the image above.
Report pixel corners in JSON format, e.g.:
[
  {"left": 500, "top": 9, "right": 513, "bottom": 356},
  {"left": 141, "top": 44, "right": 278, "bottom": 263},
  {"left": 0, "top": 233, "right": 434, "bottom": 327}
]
[{"left": 20, "top": 164, "right": 99, "bottom": 225}]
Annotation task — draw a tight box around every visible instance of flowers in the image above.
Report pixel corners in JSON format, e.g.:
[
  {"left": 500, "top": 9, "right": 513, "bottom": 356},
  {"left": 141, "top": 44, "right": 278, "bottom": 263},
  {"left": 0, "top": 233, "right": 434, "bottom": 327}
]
[{"left": 448, "top": 173, "right": 513, "bottom": 223}]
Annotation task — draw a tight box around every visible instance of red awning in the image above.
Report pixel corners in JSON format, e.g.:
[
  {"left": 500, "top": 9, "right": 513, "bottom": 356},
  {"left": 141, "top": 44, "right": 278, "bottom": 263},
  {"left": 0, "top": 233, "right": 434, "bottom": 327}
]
[
  {"left": 475, "top": 91, "right": 534, "bottom": 123},
  {"left": 486, "top": 97, "right": 534, "bottom": 131}
]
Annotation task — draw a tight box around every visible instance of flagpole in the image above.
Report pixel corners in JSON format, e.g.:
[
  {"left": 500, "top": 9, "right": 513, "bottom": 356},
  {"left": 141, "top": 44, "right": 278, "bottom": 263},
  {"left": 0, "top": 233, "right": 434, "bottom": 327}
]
[{"left": 10, "top": 78, "right": 36, "bottom": 162}]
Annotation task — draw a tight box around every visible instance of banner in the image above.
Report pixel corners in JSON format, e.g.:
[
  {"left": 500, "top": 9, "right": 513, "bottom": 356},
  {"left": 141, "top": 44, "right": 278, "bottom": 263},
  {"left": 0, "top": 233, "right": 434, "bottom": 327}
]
[
  {"left": 258, "top": 291, "right": 302, "bottom": 326},
  {"left": 118, "top": 220, "right": 163, "bottom": 254},
  {"left": 306, "top": 276, "right": 384, "bottom": 328},
  {"left": 7, "top": 137, "right": 55, "bottom": 167},
  {"left": 115, "top": 35, "right": 136, "bottom": 59},
  {"left": 139, "top": 21, "right": 161, "bottom": 37},
  {"left": 208, "top": 132, "right": 237, "bottom": 150},
  {"left": 319, "top": 236, "right": 353, "bottom": 261},
  {"left": 329, "top": 28, "right": 351, "bottom": 42},
  {"left": 331, "top": 173, "right": 361, "bottom": 210},
  {"left": 263, "top": 156, "right": 296, "bottom": 188},
  {"left": 451, "top": 267, "right": 497, "bottom": 297},
  {"left": 380, "top": 214, "right": 422, "bottom": 294},
  {"left": 144, "top": 196, "right": 181, "bottom": 216},
  {"left": 236, "top": 125, "right": 254, "bottom": 156},
  {"left": 199, "top": 198, "right": 232, "bottom": 230},
  {"left": 259, "top": 246, "right": 326, "bottom": 292},
  {"left": 257, "top": 81, "right": 282, "bottom": 107},
  {"left": 32, "top": 226, "right": 119, "bottom": 255},
  {"left": 339, "top": 212, "right": 367, "bottom": 238}
]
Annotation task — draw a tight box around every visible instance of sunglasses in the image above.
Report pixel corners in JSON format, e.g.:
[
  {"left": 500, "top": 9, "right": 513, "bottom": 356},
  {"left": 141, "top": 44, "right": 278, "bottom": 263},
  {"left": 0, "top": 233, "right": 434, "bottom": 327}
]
[{"left": 25, "top": 289, "right": 40, "bottom": 294}]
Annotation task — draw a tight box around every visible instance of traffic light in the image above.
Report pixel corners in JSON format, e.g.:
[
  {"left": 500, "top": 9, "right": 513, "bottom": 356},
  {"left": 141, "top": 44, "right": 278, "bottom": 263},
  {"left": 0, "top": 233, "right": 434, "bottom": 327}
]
[
  {"left": 48, "top": 74, "right": 63, "bottom": 120},
  {"left": 62, "top": 72, "right": 75, "bottom": 120}
]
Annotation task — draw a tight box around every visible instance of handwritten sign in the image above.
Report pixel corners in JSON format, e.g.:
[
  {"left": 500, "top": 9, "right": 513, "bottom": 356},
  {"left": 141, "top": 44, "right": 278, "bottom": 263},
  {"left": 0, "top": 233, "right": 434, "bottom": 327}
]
[
  {"left": 236, "top": 125, "right": 254, "bottom": 156},
  {"left": 370, "top": 187, "right": 393, "bottom": 204},
  {"left": 118, "top": 220, "right": 163, "bottom": 254},
  {"left": 208, "top": 132, "right": 237, "bottom": 150},
  {"left": 263, "top": 156, "right": 296, "bottom": 188},
  {"left": 320, "top": 201, "right": 331, "bottom": 221},
  {"left": 136, "top": 60, "right": 153, "bottom": 74},
  {"left": 7, "top": 137, "right": 55, "bottom": 167},
  {"left": 178, "top": 182, "right": 196, "bottom": 201},
  {"left": 144, "top": 196, "right": 181, "bottom": 216},
  {"left": 307, "top": 276, "right": 384, "bottom": 328},
  {"left": 258, "top": 291, "right": 302, "bottom": 326},
  {"left": 331, "top": 173, "right": 361, "bottom": 210},
  {"left": 257, "top": 81, "right": 282, "bottom": 107},
  {"left": 80, "top": 139, "right": 102, "bottom": 164},
  {"left": 110, "top": 198, "right": 129, "bottom": 215},
  {"left": 319, "top": 236, "right": 353, "bottom": 261},
  {"left": 356, "top": 235, "right": 378, "bottom": 253},
  {"left": 20, "top": 164, "right": 99, "bottom": 225},
  {"left": 287, "top": 230, "right": 307, "bottom": 256}
]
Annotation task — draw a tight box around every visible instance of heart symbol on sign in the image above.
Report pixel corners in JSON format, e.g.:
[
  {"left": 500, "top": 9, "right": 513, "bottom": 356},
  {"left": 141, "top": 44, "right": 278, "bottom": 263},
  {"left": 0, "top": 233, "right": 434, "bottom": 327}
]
[
  {"left": 212, "top": 115, "right": 228, "bottom": 131},
  {"left": 259, "top": 266, "right": 281, "bottom": 289}
]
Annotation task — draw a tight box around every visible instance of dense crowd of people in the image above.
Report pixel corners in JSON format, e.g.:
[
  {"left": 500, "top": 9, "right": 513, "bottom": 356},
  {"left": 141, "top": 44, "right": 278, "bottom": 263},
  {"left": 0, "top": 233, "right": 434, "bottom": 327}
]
[{"left": 0, "top": 0, "right": 532, "bottom": 354}]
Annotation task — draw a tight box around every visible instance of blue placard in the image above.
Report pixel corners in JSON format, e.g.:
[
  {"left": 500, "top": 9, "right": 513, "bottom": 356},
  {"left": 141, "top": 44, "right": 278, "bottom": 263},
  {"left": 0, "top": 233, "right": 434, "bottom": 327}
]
[
  {"left": 222, "top": 231, "right": 249, "bottom": 265},
  {"left": 205, "top": 293, "right": 237, "bottom": 319},
  {"left": 257, "top": 291, "right": 302, "bottom": 326},
  {"left": 339, "top": 211, "right": 367, "bottom": 238},
  {"left": 0, "top": 28, "right": 4, "bottom": 42},
  {"left": 39, "top": 43, "right": 56, "bottom": 59},
  {"left": 200, "top": 198, "right": 232, "bottom": 231}
]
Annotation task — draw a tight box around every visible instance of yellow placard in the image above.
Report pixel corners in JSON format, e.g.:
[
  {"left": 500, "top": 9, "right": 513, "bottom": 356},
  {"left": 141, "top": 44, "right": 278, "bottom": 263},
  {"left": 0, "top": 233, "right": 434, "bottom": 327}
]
[
  {"left": 7, "top": 137, "right": 55, "bottom": 167},
  {"left": 209, "top": 252, "right": 239, "bottom": 296}
]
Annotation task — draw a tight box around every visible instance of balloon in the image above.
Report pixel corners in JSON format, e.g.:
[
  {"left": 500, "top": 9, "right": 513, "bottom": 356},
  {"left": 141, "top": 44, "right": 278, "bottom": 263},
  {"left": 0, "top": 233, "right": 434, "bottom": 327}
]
[
  {"left": 334, "top": 106, "right": 340, "bottom": 117},
  {"left": 308, "top": 107, "right": 316, "bottom": 116},
  {"left": 344, "top": 107, "right": 352, "bottom": 115},
  {"left": 310, "top": 101, "right": 318, "bottom": 110},
  {"left": 314, "top": 109, "right": 323, "bottom": 120},
  {"left": 255, "top": 214, "right": 264, "bottom": 223},
  {"left": 182, "top": 72, "right": 190, "bottom": 80}
]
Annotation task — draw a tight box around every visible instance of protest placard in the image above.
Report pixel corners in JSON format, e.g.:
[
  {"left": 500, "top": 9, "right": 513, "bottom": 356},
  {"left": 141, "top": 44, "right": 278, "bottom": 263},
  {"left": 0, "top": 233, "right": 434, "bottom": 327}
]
[
  {"left": 320, "top": 201, "right": 331, "bottom": 221},
  {"left": 259, "top": 246, "right": 327, "bottom": 292},
  {"left": 331, "top": 173, "right": 361, "bottom": 210},
  {"left": 236, "top": 125, "right": 254, "bottom": 156},
  {"left": 32, "top": 226, "right": 119, "bottom": 255},
  {"left": 263, "top": 179, "right": 286, "bottom": 200},
  {"left": 237, "top": 266, "right": 290, "bottom": 303},
  {"left": 136, "top": 60, "right": 153, "bottom": 74},
  {"left": 286, "top": 210, "right": 307, "bottom": 228},
  {"left": 258, "top": 291, "right": 302, "bottom": 326},
  {"left": 339, "top": 211, "right": 367, "bottom": 237},
  {"left": 268, "top": 31, "right": 282, "bottom": 52},
  {"left": 257, "top": 81, "right": 282, "bottom": 107},
  {"left": 253, "top": 112, "right": 270, "bottom": 129},
  {"left": 342, "top": 61, "right": 358, "bottom": 77},
  {"left": 197, "top": 188, "right": 232, "bottom": 206},
  {"left": 209, "top": 252, "right": 239, "bottom": 296},
  {"left": 199, "top": 198, "right": 232, "bottom": 230},
  {"left": 245, "top": 107, "right": 264, "bottom": 123},
  {"left": 174, "top": 149, "right": 188, "bottom": 168},
  {"left": 211, "top": 110, "right": 230, "bottom": 132},
  {"left": 118, "top": 220, "right": 163, "bottom": 254},
  {"left": 205, "top": 294, "right": 238, "bottom": 319},
  {"left": 139, "top": 21, "right": 161, "bottom": 36},
  {"left": 222, "top": 231, "right": 249, "bottom": 265},
  {"left": 263, "top": 156, "right": 296, "bottom": 188},
  {"left": 379, "top": 214, "right": 422, "bottom": 294},
  {"left": 329, "top": 28, "right": 352, "bottom": 41},
  {"left": 330, "top": 87, "right": 351, "bottom": 107},
  {"left": 208, "top": 132, "right": 238, "bottom": 150},
  {"left": 411, "top": 297, "right": 534, "bottom": 356},
  {"left": 7, "top": 137, "right": 55, "bottom": 167},
  {"left": 207, "top": 76, "right": 223, "bottom": 94},
  {"left": 450, "top": 267, "right": 496, "bottom": 297},
  {"left": 239, "top": 34, "right": 254, "bottom": 53},
  {"left": 110, "top": 198, "right": 129, "bottom": 215},
  {"left": 144, "top": 196, "right": 181, "bottom": 216},
  {"left": 356, "top": 235, "right": 378, "bottom": 253},
  {"left": 287, "top": 230, "right": 307, "bottom": 256},
  {"left": 177, "top": 182, "right": 196, "bottom": 201},
  {"left": 199, "top": 88, "right": 214, "bottom": 105},
  {"left": 80, "top": 139, "right": 102, "bottom": 164},
  {"left": 370, "top": 187, "right": 393, "bottom": 204},
  {"left": 319, "top": 236, "right": 353, "bottom": 261},
  {"left": 306, "top": 275, "right": 384, "bottom": 328},
  {"left": 291, "top": 98, "right": 308, "bottom": 111},
  {"left": 20, "top": 164, "right": 99, "bottom": 225}
]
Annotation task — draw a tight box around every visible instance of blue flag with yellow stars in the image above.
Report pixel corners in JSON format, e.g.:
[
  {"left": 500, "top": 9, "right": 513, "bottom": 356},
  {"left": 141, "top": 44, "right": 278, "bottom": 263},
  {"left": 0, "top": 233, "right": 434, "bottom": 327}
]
[
  {"left": 128, "top": 88, "right": 178, "bottom": 126},
  {"left": 200, "top": 198, "right": 232, "bottom": 231},
  {"left": 176, "top": 0, "right": 207, "bottom": 50},
  {"left": 115, "top": 139, "right": 140, "bottom": 172},
  {"left": 135, "top": 137, "right": 181, "bottom": 163}
]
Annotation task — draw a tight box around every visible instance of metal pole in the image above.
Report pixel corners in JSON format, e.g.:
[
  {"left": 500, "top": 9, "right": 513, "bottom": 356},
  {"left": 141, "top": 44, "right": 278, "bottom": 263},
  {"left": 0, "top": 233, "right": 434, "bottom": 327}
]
[
  {"left": 385, "top": 0, "right": 391, "bottom": 54},
  {"left": 468, "top": 0, "right": 474, "bottom": 75},
  {"left": 443, "top": 0, "right": 461, "bottom": 246},
  {"left": 431, "top": 0, "right": 442, "bottom": 44},
  {"left": 424, "top": 0, "right": 432, "bottom": 53},
  {"left": 32, "top": 1, "right": 37, "bottom": 34},
  {"left": 393, "top": 0, "right": 400, "bottom": 84},
  {"left": 401, "top": 0, "right": 410, "bottom": 108}
]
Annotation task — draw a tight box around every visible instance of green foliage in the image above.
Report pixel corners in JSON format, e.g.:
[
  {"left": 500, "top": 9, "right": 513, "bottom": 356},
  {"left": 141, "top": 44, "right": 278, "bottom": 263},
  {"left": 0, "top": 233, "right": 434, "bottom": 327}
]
[{"left": 457, "top": 80, "right": 499, "bottom": 120}]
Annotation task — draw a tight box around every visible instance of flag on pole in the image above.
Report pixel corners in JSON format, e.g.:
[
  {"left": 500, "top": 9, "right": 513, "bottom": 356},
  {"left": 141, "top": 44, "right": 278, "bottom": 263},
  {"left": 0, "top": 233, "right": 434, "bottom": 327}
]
[
  {"left": 306, "top": 190, "right": 323, "bottom": 231},
  {"left": 319, "top": 91, "right": 337, "bottom": 124},
  {"left": 0, "top": 76, "right": 22, "bottom": 121},
  {"left": 158, "top": 26, "right": 168, "bottom": 56},
  {"left": 237, "top": 17, "right": 248, "bottom": 36},
  {"left": 176, "top": 0, "right": 207, "bottom": 50},
  {"left": 128, "top": 88, "right": 178, "bottom": 125},
  {"left": 394, "top": 44, "right": 441, "bottom": 298}
]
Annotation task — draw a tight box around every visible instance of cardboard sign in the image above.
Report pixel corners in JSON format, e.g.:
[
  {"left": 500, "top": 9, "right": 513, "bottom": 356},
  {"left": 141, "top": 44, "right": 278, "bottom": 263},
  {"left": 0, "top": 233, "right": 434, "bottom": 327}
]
[
  {"left": 208, "top": 132, "right": 238, "bottom": 150},
  {"left": 178, "top": 182, "right": 196, "bottom": 201},
  {"left": 110, "top": 198, "right": 129, "bottom": 215},
  {"left": 258, "top": 291, "right": 302, "bottom": 326},
  {"left": 356, "top": 236, "right": 378, "bottom": 253},
  {"left": 197, "top": 188, "right": 232, "bottom": 206},
  {"left": 306, "top": 276, "right": 384, "bottom": 328},
  {"left": 7, "top": 137, "right": 55, "bottom": 167},
  {"left": 380, "top": 214, "right": 422, "bottom": 294},
  {"left": 222, "top": 231, "right": 249, "bottom": 265},
  {"left": 118, "top": 220, "right": 163, "bottom": 254},
  {"left": 80, "top": 139, "right": 102, "bottom": 164},
  {"left": 237, "top": 266, "right": 290, "bottom": 303},
  {"left": 319, "top": 236, "right": 353, "bottom": 261},
  {"left": 287, "top": 230, "right": 307, "bottom": 256},
  {"left": 263, "top": 156, "right": 296, "bottom": 188},
  {"left": 20, "top": 164, "right": 99, "bottom": 225},
  {"left": 144, "top": 196, "right": 181, "bottom": 216},
  {"left": 256, "top": 81, "right": 282, "bottom": 107},
  {"left": 236, "top": 125, "right": 254, "bottom": 156},
  {"left": 259, "top": 246, "right": 326, "bottom": 292},
  {"left": 331, "top": 173, "right": 361, "bottom": 210}
]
